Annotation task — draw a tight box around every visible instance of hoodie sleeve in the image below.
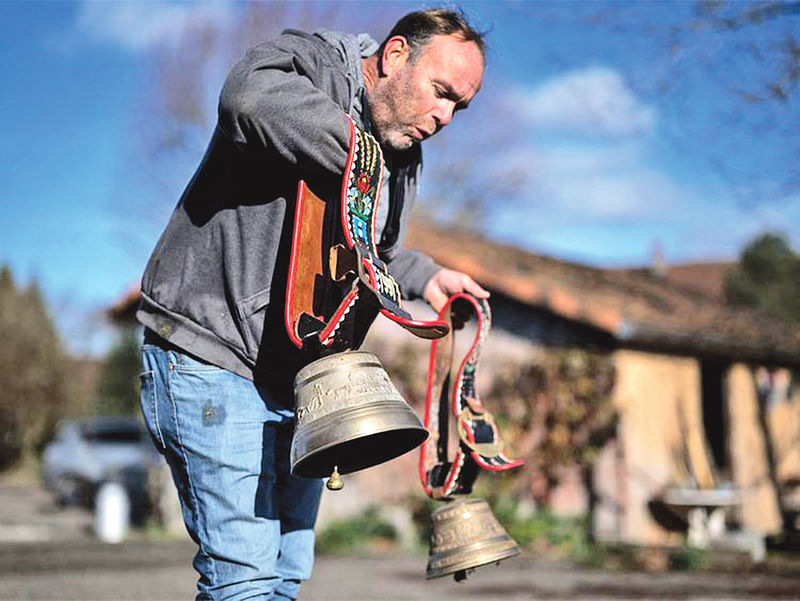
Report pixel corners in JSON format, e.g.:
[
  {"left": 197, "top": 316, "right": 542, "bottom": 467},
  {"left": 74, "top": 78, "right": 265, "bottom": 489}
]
[
  {"left": 218, "top": 31, "right": 352, "bottom": 177},
  {"left": 220, "top": 31, "right": 442, "bottom": 300},
  {"left": 386, "top": 250, "right": 441, "bottom": 300}
]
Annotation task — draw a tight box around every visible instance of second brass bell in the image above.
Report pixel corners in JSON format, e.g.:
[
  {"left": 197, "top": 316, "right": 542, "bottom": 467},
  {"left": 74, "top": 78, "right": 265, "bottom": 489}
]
[
  {"left": 426, "top": 497, "right": 520, "bottom": 580},
  {"left": 290, "top": 350, "right": 428, "bottom": 478}
]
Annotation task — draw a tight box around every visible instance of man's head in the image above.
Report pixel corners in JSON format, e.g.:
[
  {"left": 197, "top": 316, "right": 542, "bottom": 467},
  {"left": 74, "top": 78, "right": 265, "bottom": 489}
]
[{"left": 365, "top": 9, "right": 486, "bottom": 152}]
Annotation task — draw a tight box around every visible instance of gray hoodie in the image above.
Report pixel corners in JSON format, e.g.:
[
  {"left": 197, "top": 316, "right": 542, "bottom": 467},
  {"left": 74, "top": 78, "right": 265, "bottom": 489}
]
[{"left": 137, "top": 29, "right": 440, "bottom": 398}]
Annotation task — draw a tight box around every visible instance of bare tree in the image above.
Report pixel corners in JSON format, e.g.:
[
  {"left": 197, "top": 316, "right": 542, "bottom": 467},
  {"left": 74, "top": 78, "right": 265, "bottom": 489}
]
[
  {"left": 665, "top": 1, "right": 800, "bottom": 201},
  {"left": 0, "top": 266, "right": 77, "bottom": 470},
  {"left": 513, "top": 1, "right": 800, "bottom": 203}
]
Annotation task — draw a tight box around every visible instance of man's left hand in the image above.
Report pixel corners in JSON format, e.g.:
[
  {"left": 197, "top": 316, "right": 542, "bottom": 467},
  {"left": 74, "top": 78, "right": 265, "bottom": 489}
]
[{"left": 423, "top": 268, "right": 490, "bottom": 314}]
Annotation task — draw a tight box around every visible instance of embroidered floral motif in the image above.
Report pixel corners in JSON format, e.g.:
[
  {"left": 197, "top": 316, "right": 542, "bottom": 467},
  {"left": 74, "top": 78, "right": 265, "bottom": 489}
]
[{"left": 357, "top": 173, "right": 370, "bottom": 194}]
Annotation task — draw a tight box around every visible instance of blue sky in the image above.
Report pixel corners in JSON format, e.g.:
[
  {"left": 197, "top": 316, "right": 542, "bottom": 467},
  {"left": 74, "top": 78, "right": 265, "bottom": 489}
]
[{"left": 1, "top": 1, "right": 798, "bottom": 355}]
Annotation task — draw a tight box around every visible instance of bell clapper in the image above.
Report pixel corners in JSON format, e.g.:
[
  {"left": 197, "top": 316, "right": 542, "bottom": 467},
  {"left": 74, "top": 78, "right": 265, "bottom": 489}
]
[
  {"left": 326, "top": 466, "right": 344, "bottom": 491},
  {"left": 453, "top": 569, "right": 468, "bottom": 582}
]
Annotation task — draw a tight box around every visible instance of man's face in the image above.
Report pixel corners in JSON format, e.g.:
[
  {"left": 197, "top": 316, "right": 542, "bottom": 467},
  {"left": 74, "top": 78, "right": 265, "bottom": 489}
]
[{"left": 369, "top": 34, "right": 484, "bottom": 152}]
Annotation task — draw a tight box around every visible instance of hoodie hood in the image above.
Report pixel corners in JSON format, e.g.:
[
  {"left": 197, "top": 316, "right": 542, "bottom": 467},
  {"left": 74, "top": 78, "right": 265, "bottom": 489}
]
[{"left": 315, "top": 29, "right": 379, "bottom": 120}]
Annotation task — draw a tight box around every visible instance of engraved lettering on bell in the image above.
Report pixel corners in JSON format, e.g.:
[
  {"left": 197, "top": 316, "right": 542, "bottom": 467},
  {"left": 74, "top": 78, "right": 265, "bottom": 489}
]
[
  {"left": 431, "top": 516, "right": 504, "bottom": 552},
  {"left": 295, "top": 365, "right": 400, "bottom": 426}
]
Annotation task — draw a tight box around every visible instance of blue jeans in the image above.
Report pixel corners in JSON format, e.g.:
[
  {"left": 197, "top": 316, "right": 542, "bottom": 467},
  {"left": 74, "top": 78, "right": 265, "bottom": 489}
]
[{"left": 140, "top": 343, "right": 324, "bottom": 601}]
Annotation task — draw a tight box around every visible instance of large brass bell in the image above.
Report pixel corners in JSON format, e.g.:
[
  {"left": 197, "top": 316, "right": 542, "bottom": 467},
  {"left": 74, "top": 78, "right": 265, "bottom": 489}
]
[
  {"left": 426, "top": 497, "right": 520, "bottom": 581},
  {"left": 290, "top": 351, "right": 428, "bottom": 480}
]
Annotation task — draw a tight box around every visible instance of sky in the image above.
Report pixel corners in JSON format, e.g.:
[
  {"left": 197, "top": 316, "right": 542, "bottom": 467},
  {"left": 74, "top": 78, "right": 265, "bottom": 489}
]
[{"left": 1, "top": 0, "right": 799, "bottom": 356}]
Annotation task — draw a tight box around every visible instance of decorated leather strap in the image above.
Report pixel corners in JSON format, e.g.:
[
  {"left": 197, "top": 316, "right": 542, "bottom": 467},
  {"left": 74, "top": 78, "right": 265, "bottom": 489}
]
[
  {"left": 419, "top": 293, "right": 524, "bottom": 499},
  {"left": 285, "top": 116, "right": 448, "bottom": 351}
]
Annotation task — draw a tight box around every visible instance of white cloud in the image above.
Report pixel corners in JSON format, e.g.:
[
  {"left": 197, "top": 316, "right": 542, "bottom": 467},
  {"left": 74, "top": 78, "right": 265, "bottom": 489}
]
[
  {"left": 492, "top": 141, "right": 684, "bottom": 223},
  {"left": 514, "top": 67, "right": 656, "bottom": 137},
  {"left": 537, "top": 143, "right": 684, "bottom": 219},
  {"left": 489, "top": 138, "right": 800, "bottom": 264},
  {"left": 75, "top": 1, "right": 235, "bottom": 52}
]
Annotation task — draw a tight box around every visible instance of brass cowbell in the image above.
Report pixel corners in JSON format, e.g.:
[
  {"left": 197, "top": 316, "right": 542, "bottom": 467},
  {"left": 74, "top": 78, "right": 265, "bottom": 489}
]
[
  {"left": 291, "top": 351, "right": 428, "bottom": 482},
  {"left": 426, "top": 497, "right": 520, "bottom": 580}
]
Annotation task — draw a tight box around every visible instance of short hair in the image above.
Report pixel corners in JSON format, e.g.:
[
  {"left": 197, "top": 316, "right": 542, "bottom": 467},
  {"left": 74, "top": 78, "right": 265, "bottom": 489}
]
[{"left": 382, "top": 8, "right": 486, "bottom": 64}]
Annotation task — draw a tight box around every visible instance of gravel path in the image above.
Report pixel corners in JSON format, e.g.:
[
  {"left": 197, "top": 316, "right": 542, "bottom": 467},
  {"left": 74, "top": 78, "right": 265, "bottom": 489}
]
[{"left": 2, "top": 483, "right": 799, "bottom": 601}]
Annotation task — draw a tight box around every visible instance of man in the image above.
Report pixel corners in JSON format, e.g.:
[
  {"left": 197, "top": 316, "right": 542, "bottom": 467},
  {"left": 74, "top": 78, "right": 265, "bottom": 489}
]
[{"left": 138, "top": 9, "right": 488, "bottom": 600}]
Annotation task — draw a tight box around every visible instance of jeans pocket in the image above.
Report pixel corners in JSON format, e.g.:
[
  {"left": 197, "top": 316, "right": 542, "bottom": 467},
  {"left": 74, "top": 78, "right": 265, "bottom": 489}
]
[
  {"left": 234, "top": 286, "right": 272, "bottom": 359},
  {"left": 139, "top": 370, "right": 166, "bottom": 452},
  {"left": 171, "top": 351, "right": 227, "bottom": 373}
]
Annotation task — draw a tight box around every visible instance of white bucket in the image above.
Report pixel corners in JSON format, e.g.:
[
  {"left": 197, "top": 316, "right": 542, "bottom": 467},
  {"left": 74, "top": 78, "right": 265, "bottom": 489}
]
[{"left": 94, "top": 481, "right": 130, "bottom": 544}]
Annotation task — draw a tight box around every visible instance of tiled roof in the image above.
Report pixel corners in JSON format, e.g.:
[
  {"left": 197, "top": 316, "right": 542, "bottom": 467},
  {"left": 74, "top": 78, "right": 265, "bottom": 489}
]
[
  {"left": 405, "top": 221, "right": 800, "bottom": 365},
  {"left": 620, "top": 261, "right": 738, "bottom": 302},
  {"left": 107, "top": 283, "right": 140, "bottom": 324},
  {"left": 107, "top": 221, "right": 800, "bottom": 364}
]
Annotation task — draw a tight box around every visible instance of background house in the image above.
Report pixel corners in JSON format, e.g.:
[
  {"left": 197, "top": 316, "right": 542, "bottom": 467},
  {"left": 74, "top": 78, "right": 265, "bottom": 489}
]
[
  {"left": 403, "top": 221, "right": 800, "bottom": 548},
  {"left": 108, "top": 221, "right": 800, "bottom": 549}
]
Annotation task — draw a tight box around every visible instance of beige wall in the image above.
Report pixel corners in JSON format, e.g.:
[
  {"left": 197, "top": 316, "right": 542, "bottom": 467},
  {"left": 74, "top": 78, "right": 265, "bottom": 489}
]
[
  {"left": 606, "top": 354, "right": 786, "bottom": 542},
  {"left": 766, "top": 368, "right": 800, "bottom": 485},
  {"left": 726, "top": 364, "right": 782, "bottom": 535},
  {"left": 609, "top": 349, "right": 711, "bottom": 545}
]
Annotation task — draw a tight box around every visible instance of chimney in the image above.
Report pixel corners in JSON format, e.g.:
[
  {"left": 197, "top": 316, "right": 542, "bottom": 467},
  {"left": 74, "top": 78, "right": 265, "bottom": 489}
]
[{"left": 651, "top": 240, "right": 667, "bottom": 278}]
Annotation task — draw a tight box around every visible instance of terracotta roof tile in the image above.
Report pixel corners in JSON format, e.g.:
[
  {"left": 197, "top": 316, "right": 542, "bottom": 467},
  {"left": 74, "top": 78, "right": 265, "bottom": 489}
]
[{"left": 405, "top": 221, "right": 800, "bottom": 364}]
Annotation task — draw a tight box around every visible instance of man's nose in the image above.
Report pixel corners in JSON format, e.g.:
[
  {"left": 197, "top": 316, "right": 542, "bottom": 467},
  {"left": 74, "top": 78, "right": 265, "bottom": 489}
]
[{"left": 432, "top": 101, "right": 455, "bottom": 129}]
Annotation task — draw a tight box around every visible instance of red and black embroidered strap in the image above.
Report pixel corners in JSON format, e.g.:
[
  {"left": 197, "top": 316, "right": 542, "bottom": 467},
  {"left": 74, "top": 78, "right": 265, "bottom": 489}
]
[
  {"left": 419, "top": 293, "right": 524, "bottom": 499},
  {"left": 285, "top": 116, "right": 448, "bottom": 352}
]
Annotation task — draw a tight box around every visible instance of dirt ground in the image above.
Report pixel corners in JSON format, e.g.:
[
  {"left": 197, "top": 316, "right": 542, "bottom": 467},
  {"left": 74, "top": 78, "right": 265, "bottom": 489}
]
[{"left": 2, "top": 483, "right": 800, "bottom": 601}]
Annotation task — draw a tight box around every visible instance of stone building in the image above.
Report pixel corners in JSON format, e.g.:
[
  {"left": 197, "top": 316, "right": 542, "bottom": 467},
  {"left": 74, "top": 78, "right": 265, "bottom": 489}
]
[
  {"left": 404, "top": 221, "right": 800, "bottom": 548},
  {"left": 108, "top": 222, "right": 800, "bottom": 549}
]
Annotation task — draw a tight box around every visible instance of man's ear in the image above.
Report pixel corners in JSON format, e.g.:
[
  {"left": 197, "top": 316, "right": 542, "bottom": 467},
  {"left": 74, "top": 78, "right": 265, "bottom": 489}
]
[{"left": 380, "top": 36, "right": 409, "bottom": 76}]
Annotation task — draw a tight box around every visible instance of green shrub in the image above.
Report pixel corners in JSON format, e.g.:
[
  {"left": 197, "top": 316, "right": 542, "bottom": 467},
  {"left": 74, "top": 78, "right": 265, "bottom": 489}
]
[
  {"left": 480, "top": 493, "right": 606, "bottom": 564},
  {"left": 669, "top": 544, "right": 710, "bottom": 571},
  {"left": 316, "top": 506, "right": 397, "bottom": 555},
  {"left": 409, "top": 495, "right": 438, "bottom": 547}
]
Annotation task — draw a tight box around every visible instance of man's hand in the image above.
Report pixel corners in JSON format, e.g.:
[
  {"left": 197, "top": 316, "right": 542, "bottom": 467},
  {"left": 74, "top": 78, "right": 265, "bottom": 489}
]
[{"left": 423, "top": 268, "right": 490, "bottom": 314}]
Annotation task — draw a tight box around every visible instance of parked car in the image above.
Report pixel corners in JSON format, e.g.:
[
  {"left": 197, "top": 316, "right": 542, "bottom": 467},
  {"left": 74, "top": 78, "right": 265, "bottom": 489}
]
[{"left": 41, "top": 416, "right": 160, "bottom": 522}]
